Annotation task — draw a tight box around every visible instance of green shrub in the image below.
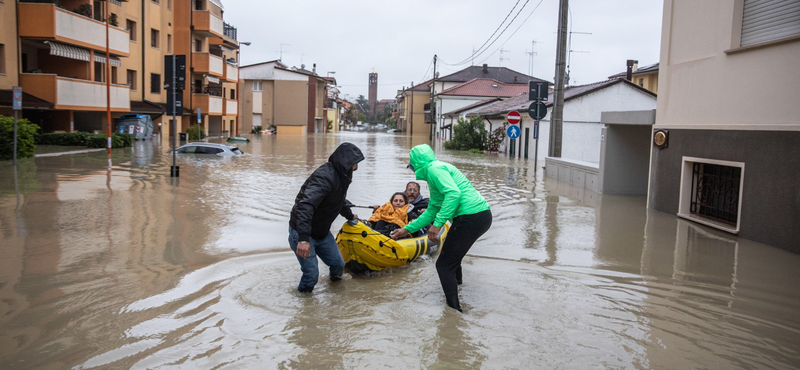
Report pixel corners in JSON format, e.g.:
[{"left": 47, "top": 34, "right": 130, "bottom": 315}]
[
  {"left": 0, "top": 116, "right": 40, "bottom": 160},
  {"left": 468, "top": 148, "right": 484, "bottom": 154},
  {"left": 484, "top": 126, "right": 505, "bottom": 152},
  {"left": 187, "top": 125, "right": 206, "bottom": 140},
  {"left": 37, "top": 132, "right": 94, "bottom": 146},
  {"left": 251, "top": 125, "right": 263, "bottom": 134},
  {"left": 86, "top": 133, "right": 131, "bottom": 148},
  {"left": 444, "top": 116, "right": 486, "bottom": 151}
]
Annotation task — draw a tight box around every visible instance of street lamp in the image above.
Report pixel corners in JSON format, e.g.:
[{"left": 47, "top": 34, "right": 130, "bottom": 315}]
[
  {"left": 236, "top": 41, "right": 251, "bottom": 136},
  {"left": 325, "top": 71, "right": 335, "bottom": 133}
]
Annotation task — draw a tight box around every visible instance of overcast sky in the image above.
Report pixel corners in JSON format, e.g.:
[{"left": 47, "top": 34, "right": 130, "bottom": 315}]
[{"left": 224, "top": 0, "right": 663, "bottom": 101}]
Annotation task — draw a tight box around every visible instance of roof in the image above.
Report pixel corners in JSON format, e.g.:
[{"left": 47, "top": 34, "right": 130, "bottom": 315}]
[
  {"left": 275, "top": 66, "right": 326, "bottom": 80},
  {"left": 443, "top": 97, "right": 502, "bottom": 116},
  {"left": 0, "top": 90, "right": 54, "bottom": 109},
  {"left": 608, "top": 62, "right": 659, "bottom": 79},
  {"left": 436, "top": 65, "right": 548, "bottom": 84},
  {"left": 438, "top": 78, "right": 528, "bottom": 97},
  {"left": 468, "top": 78, "right": 656, "bottom": 117},
  {"left": 240, "top": 59, "right": 288, "bottom": 69}
]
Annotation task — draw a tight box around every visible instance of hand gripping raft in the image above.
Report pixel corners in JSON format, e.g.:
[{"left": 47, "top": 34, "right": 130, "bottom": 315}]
[{"left": 336, "top": 219, "right": 450, "bottom": 273}]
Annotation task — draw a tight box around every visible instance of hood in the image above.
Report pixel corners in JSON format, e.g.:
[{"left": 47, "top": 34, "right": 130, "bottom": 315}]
[
  {"left": 409, "top": 144, "right": 437, "bottom": 179},
  {"left": 328, "top": 142, "right": 365, "bottom": 178}
]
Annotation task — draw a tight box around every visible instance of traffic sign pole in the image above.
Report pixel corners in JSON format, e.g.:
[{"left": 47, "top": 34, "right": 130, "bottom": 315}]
[
  {"left": 12, "top": 86, "right": 22, "bottom": 166},
  {"left": 533, "top": 120, "right": 540, "bottom": 175}
]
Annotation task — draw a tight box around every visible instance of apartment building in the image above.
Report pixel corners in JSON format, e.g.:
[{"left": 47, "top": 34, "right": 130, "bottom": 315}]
[
  {"left": 395, "top": 80, "right": 430, "bottom": 136},
  {"left": 239, "top": 61, "right": 327, "bottom": 135},
  {"left": 650, "top": 0, "right": 800, "bottom": 253},
  {"left": 0, "top": 0, "right": 239, "bottom": 139}
]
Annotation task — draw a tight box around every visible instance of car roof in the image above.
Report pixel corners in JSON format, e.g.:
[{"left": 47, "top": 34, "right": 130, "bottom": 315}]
[{"left": 180, "top": 142, "right": 232, "bottom": 148}]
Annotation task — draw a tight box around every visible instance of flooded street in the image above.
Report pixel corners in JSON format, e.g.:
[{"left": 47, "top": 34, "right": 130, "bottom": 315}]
[{"left": 1, "top": 133, "right": 799, "bottom": 369}]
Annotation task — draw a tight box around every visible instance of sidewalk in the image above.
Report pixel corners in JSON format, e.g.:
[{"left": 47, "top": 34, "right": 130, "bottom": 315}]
[{"left": 34, "top": 145, "right": 105, "bottom": 158}]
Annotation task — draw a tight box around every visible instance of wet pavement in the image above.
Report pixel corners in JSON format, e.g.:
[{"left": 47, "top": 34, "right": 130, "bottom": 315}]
[{"left": 1, "top": 133, "right": 799, "bottom": 369}]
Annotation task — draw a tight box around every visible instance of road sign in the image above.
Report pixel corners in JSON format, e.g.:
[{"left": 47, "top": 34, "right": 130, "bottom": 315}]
[
  {"left": 507, "top": 110, "right": 521, "bottom": 125},
  {"left": 533, "top": 120, "right": 540, "bottom": 139},
  {"left": 528, "top": 81, "right": 548, "bottom": 101},
  {"left": 506, "top": 125, "right": 520, "bottom": 139},
  {"left": 12, "top": 86, "right": 22, "bottom": 110},
  {"left": 164, "top": 55, "right": 186, "bottom": 90},
  {"left": 528, "top": 101, "right": 547, "bottom": 120}
]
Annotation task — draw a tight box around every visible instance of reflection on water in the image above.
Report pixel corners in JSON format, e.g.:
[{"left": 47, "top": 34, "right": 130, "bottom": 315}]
[{"left": 0, "top": 133, "right": 799, "bottom": 369}]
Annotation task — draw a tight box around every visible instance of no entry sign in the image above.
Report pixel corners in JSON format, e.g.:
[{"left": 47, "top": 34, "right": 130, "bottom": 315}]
[{"left": 507, "top": 110, "right": 521, "bottom": 125}]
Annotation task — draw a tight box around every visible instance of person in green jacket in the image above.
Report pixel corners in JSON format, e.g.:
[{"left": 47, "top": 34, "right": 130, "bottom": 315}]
[{"left": 391, "top": 144, "right": 492, "bottom": 312}]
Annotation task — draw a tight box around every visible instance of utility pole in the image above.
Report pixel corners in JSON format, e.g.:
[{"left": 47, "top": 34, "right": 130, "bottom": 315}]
[
  {"left": 430, "top": 55, "right": 437, "bottom": 141},
  {"left": 409, "top": 81, "right": 414, "bottom": 136},
  {"left": 549, "top": 0, "right": 568, "bottom": 158}
]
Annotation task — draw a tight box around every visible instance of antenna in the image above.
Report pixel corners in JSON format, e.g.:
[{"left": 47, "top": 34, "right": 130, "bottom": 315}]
[
  {"left": 276, "top": 43, "right": 291, "bottom": 61},
  {"left": 526, "top": 40, "right": 538, "bottom": 76},
  {"left": 499, "top": 49, "right": 510, "bottom": 67}
]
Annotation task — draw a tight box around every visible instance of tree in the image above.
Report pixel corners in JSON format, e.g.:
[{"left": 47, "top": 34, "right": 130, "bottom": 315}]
[
  {"left": 355, "top": 95, "right": 370, "bottom": 115},
  {"left": 444, "top": 116, "right": 486, "bottom": 151}
]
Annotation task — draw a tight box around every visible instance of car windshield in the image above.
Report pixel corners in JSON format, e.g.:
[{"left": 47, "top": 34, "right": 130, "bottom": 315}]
[{"left": 230, "top": 147, "right": 243, "bottom": 154}]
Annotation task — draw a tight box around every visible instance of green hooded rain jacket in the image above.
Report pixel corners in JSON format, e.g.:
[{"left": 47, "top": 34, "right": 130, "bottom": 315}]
[{"left": 404, "top": 144, "right": 490, "bottom": 233}]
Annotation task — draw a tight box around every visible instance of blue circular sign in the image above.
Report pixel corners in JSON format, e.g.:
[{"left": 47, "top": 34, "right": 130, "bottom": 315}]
[{"left": 506, "top": 125, "right": 521, "bottom": 139}]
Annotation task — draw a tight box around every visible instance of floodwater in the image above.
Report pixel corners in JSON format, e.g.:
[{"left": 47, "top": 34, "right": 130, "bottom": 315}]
[{"left": 1, "top": 132, "right": 799, "bottom": 369}]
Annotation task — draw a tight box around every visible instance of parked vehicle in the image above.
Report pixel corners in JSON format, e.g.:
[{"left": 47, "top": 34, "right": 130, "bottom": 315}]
[
  {"left": 116, "top": 114, "right": 154, "bottom": 140},
  {"left": 387, "top": 129, "right": 401, "bottom": 133},
  {"left": 170, "top": 143, "right": 244, "bottom": 156}
]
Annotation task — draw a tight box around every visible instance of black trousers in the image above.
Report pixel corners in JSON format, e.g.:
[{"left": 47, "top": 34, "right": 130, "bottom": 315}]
[{"left": 436, "top": 209, "right": 492, "bottom": 311}]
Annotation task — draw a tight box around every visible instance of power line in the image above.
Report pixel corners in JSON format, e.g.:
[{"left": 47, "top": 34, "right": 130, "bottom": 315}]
[
  {"left": 476, "top": 0, "right": 546, "bottom": 66},
  {"left": 440, "top": 0, "right": 525, "bottom": 66}
]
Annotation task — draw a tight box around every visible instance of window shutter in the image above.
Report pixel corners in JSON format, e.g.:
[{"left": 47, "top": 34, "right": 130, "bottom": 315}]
[{"left": 741, "top": 0, "right": 800, "bottom": 46}]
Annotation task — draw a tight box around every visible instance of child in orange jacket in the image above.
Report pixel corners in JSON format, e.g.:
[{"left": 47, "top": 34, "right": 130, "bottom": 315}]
[{"left": 368, "top": 192, "right": 409, "bottom": 237}]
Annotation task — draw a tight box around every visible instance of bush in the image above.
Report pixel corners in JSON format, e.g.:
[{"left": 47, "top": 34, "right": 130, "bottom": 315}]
[
  {"left": 444, "top": 116, "right": 486, "bottom": 151},
  {"left": 484, "top": 126, "right": 505, "bottom": 152},
  {"left": 468, "top": 148, "right": 484, "bottom": 154},
  {"left": 251, "top": 125, "right": 263, "bottom": 134},
  {"left": 37, "top": 132, "right": 94, "bottom": 146},
  {"left": 0, "top": 116, "right": 40, "bottom": 161},
  {"left": 86, "top": 133, "right": 131, "bottom": 148},
  {"left": 187, "top": 125, "right": 206, "bottom": 140}
]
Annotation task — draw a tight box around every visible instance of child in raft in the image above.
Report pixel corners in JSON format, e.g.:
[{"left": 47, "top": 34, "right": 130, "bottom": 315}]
[{"left": 368, "top": 192, "right": 409, "bottom": 238}]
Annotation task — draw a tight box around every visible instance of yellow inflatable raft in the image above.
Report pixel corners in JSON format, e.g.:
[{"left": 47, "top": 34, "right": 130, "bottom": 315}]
[{"left": 336, "top": 220, "right": 450, "bottom": 273}]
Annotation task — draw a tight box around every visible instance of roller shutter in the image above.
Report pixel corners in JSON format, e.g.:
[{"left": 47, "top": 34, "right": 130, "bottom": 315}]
[{"left": 741, "top": 0, "right": 800, "bottom": 46}]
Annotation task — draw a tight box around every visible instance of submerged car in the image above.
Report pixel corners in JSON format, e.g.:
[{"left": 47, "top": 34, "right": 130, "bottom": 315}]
[{"left": 170, "top": 143, "right": 244, "bottom": 156}]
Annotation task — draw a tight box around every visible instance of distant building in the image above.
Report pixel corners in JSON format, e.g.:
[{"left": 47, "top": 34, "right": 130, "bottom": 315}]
[
  {"left": 368, "top": 70, "right": 378, "bottom": 119},
  {"left": 239, "top": 61, "right": 327, "bottom": 134},
  {"left": 608, "top": 60, "right": 659, "bottom": 94},
  {"left": 649, "top": 0, "right": 800, "bottom": 252},
  {"left": 395, "top": 80, "right": 431, "bottom": 136}
]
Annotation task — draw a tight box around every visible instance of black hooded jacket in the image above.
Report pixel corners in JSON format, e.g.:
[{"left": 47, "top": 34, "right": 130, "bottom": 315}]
[{"left": 289, "top": 142, "right": 365, "bottom": 242}]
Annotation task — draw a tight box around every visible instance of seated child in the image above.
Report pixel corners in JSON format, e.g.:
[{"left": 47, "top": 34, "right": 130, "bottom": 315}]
[{"left": 368, "top": 192, "right": 409, "bottom": 237}]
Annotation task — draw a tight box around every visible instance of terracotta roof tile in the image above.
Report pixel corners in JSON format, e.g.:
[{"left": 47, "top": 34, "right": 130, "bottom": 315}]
[{"left": 439, "top": 78, "right": 528, "bottom": 97}]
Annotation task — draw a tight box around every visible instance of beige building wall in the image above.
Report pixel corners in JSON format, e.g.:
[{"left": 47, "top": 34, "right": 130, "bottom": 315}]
[
  {"left": 0, "top": 1, "right": 19, "bottom": 90},
  {"left": 633, "top": 72, "right": 658, "bottom": 94},
  {"left": 408, "top": 91, "right": 430, "bottom": 136},
  {"left": 274, "top": 80, "right": 307, "bottom": 127},
  {"left": 656, "top": 0, "right": 800, "bottom": 131}
]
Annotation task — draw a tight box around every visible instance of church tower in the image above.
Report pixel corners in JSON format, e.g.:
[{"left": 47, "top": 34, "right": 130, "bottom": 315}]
[{"left": 368, "top": 70, "right": 378, "bottom": 119}]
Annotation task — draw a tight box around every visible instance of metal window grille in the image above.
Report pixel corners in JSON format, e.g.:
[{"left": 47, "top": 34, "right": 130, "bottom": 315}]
[
  {"left": 223, "top": 23, "right": 237, "bottom": 41},
  {"left": 192, "top": 84, "right": 222, "bottom": 97},
  {"left": 690, "top": 163, "right": 741, "bottom": 225}
]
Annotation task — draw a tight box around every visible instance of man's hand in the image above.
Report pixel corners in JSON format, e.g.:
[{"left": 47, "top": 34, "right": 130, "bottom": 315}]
[
  {"left": 391, "top": 228, "right": 410, "bottom": 240},
  {"left": 296, "top": 241, "right": 311, "bottom": 259},
  {"left": 427, "top": 225, "right": 442, "bottom": 243},
  {"left": 372, "top": 205, "right": 380, "bottom": 211}
]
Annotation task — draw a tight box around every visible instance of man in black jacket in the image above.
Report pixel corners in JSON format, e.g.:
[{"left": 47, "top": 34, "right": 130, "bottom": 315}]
[{"left": 288, "top": 142, "right": 365, "bottom": 292}]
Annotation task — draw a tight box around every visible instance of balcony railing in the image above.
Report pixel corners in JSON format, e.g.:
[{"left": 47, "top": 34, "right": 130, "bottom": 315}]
[
  {"left": 20, "top": 73, "right": 130, "bottom": 111},
  {"left": 223, "top": 22, "right": 237, "bottom": 41},
  {"left": 192, "top": 84, "right": 223, "bottom": 97}
]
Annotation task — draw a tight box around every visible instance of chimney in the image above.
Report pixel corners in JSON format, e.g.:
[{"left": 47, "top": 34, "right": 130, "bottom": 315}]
[
  {"left": 482, "top": 63, "right": 488, "bottom": 74},
  {"left": 632, "top": 60, "right": 639, "bottom": 73},
  {"left": 312, "top": 63, "right": 316, "bottom": 73},
  {"left": 625, "top": 60, "right": 634, "bottom": 81}
]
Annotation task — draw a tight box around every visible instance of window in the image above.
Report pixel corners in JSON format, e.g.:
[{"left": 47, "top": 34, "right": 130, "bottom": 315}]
[
  {"left": 94, "top": 61, "right": 104, "bottom": 82},
  {"left": 0, "top": 44, "right": 5, "bottom": 74},
  {"left": 167, "top": 34, "right": 172, "bottom": 53},
  {"left": 678, "top": 157, "right": 745, "bottom": 234},
  {"left": 638, "top": 78, "right": 644, "bottom": 87},
  {"left": 111, "top": 66, "right": 118, "bottom": 84},
  {"left": 168, "top": 0, "right": 172, "bottom": 10},
  {"left": 230, "top": 89, "right": 236, "bottom": 100},
  {"left": 194, "top": 39, "right": 202, "bottom": 52},
  {"left": 126, "top": 20, "right": 137, "bottom": 41},
  {"left": 127, "top": 69, "right": 137, "bottom": 90},
  {"left": 252, "top": 81, "right": 262, "bottom": 91},
  {"left": 151, "top": 73, "right": 161, "bottom": 93},
  {"left": 740, "top": 0, "right": 800, "bottom": 47},
  {"left": 151, "top": 28, "right": 160, "bottom": 48},
  {"left": 195, "top": 0, "right": 203, "bottom": 11}
]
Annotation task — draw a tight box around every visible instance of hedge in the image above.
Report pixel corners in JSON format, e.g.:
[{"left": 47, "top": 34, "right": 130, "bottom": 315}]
[
  {"left": 0, "top": 115, "right": 40, "bottom": 161},
  {"left": 86, "top": 133, "right": 133, "bottom": 148},
  {"left": 36, "top": 131, "right": 133, "bottom": 149}
]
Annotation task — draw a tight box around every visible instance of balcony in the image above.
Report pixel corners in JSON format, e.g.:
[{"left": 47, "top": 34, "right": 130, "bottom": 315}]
[
  {"left": 192, "top": 10, "right": 224, "bottom": 38},
  {"left": 20, "top": 73, "right": 130, "bottom": 111},
  {"left": 224, "top": 99, "right": 237, "bottom": 116},
  {"left": 224, "top": 62, "right": 238, "bottom": 83},
  {"left": 192, "top": 53, "right": 224, "bottom": 77},
  {"left": 192, "top": 84, "right": 223, "bottom": 115},
  {"left": 18, "top": 3, "right": 129, "bottom": 56},
  {"left": 223, "top": 22, "right": 237, "bottom": 41}
]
